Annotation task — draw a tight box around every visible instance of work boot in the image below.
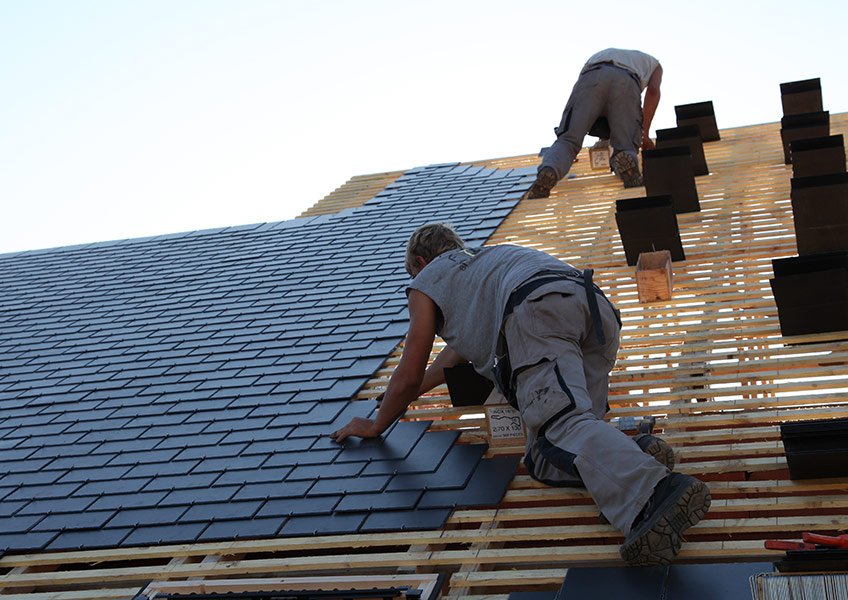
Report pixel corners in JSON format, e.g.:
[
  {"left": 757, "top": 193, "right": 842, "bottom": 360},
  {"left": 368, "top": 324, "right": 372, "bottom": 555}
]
[
  {"left": 599, "top": 434, "right": 675, "bottom": 524},
  {"left": 634, "top": 433, "right": 675, "bottom": 471},
  {"left": 619, "top": 472, "right": 711, "bottom": 566},
  {"left": 526, "top": 166, "right": 558, "bottom": 199},
  {"left": 611, "top": 151, "right": 643, "bottom": 188}
]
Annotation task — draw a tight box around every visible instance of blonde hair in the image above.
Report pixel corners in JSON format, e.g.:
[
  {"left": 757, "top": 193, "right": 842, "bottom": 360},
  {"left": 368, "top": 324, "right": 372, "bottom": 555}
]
[{"left": 405, "top": 223, "right": 465, "bottom": 275}]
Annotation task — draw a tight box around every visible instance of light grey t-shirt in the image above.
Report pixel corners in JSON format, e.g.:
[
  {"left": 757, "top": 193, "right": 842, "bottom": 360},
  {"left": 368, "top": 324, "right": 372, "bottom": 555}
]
[
  {"left": 408, "top": 244, "right": 576, "bottom": 378},
  {"left": 583, "top": 48, "right": 660, "bottom": 90}
]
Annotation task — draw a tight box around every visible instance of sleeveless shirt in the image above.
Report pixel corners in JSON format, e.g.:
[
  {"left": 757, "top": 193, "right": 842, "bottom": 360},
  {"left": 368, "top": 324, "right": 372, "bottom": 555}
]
[
  {"left": 408, "top": 244, "right": 576, "bottom": 377},
  {"left": 583, "top": 48, "right": 660, "bottom": 90}
]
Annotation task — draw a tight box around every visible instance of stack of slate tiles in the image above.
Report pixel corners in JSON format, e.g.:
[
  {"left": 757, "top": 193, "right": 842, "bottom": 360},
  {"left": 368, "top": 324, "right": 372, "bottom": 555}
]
[
  {"left": 0, "top": 163, "right": 532, "bottom": 553},
  {"left": 770, "top": 78, "right": 848, "bottom": 336}
]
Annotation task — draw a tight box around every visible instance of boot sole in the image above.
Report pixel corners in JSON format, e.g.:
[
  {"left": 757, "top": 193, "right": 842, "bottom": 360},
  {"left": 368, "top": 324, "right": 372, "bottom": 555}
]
[
  {"left": 634, "top": 433, "right": 676, "bottom": 471},
  {"left": 619, "top": 479, "right": 711, "bottom": 566},
  {"left": 611, "top": 153, "right": 643, "bottom": 188},
  {"left": 526, "top": 167, "right": 558, "bottom": 199}
]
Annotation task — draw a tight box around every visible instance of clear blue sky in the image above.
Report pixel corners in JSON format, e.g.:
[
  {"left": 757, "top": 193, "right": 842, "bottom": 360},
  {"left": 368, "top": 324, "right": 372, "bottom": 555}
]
[{"left": 2, "top": 0, "right": 846, "bottom": 254}]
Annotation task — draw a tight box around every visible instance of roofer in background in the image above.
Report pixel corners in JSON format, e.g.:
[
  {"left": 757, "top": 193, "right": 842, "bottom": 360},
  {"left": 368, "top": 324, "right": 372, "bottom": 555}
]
[
  {"left": 332, "top": 222, "right": 710, "bottom": 566},
  {"left": 527, "top": 48, "right": 663, "bottom": 198}
]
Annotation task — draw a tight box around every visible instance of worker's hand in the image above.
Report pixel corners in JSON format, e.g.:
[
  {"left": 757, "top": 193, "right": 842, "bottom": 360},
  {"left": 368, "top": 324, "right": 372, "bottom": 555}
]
[
  {"left": 641, "top": 135, "right": 655, "bottom": 151},
  {"left": 330, "top": 417, "right": 382, "bottom": 444}
]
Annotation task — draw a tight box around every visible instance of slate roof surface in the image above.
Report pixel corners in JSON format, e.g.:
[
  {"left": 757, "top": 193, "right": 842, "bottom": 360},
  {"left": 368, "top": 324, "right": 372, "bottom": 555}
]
[{"left": 0, "top": 163, "right": 532, "bottom": 553}]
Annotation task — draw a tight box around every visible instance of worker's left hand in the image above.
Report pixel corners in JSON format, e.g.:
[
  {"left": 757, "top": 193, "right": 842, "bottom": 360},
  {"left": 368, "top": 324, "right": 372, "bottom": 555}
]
[
  {"left": 330, "top": 417, "right": 381, "bottom": 443},
  {"left": 641, "top": 136, "right": 655, "bottom": 151}
]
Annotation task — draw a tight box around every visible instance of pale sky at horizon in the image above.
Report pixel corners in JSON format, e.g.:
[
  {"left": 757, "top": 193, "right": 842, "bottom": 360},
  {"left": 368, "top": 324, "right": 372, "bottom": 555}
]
[{"left": 2, "top": 0, "right": 847, "bottom": 255}]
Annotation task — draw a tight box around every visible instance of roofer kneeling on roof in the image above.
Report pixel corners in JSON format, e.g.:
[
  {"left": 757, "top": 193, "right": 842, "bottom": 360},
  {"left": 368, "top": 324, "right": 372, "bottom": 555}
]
[
  {"left": 527, "top": 48, "right": 663, "bottom": 198},
  {"left": 332, "top": 222, "right": 711, "bottom": 566}
]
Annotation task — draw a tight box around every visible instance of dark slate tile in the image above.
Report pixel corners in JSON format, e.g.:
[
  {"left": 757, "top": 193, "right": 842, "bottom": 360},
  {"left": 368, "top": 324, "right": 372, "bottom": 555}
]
[
  {"left": 57, "top": 465, "right": 132, "bottom": 483},
  {"left": 294, "top": 400, "right": 348, "bottom": 425},
  {"left": 107, "top": 448, "right": 180, "bottom": 466},
  {"left": 191, "top": 454, "right": 268, "bottom": 475},
  {"left": 219, "top": 426, "right": 292, "bottom": 445},
  {"left": 47, "top": 526, "right": 132, "bottom": 551},
  {"left": 5, "top": 481, "right": 81, "bottom": 501},
  {"left": 0, "top": 530, "right": 57, "bottom": 552},
  {"left": 419, "top": 456, "right": 519, "bottom": 508},
  {"left": 32, "top": 510, "right": 115, "bottom": 532},
  {"left": 279, "top": 511, "right": 367, "bottom": 536},
  {"left": 264, "top": 448, "right": 339, "bottom": 468},
  {"left": 360, "top": 508, "right": 451, "bottom": 533},
  {"left": 363, "top": 430, "right": 460, "bottom": 475},
  {"left": 198, "top": 516, "right": 287, "bottom": 541},
  {"left": 46, "top": 453, "right": 119, "bottom": 470},
  {"left": 0, "top": 514, "right": 44, "bottom": 533},
  {"left": 143, "top": 470, "right": 221, "bottom": 492},
  {"left": 88, "top": 490, "right": 167, "bottom": 511},
  {"left": 106, "top": 505, "right": 189, "bottom": 528},
  {"left": 180, "top": 499, "right": 262, "bottom": 522},
  {"left": 386, "top": 444, "right": 487, "bottom": 492},
  {"left": 336, "top": 490, "right": 422, "bottom": 513},
  {"left": 76, "top": 477, "right": 151, "bottom": 496},
  {"left": 287, "top": 461, "right": 365, "bottom": 481},
  {"left": 558, "top": 566, "right": 667, "bottom": 600},
  {"left": 214, "top": 466, "right": 292, "bottom": 486},
  {"left": 18, "top": 495, "right": 96, "bottom": 515},
  {"left": 233, "top": 479, "right": 313, "bottom": 501},
  {"left": 248, "top": 436, "right": 314, "bottom": 454},
  {"left": 172, "top": 442, "right": 247, "bottom": 461},
  {"left": 0, "top": 468, "right": 66, "bottom": 487},
  {"left": 0, "top": 500, "right": 27, "bottom": 517},
  {"left": 125, "top": 460, "right": 199, "bottom": 479},
  {"left": 160, "top": 485, "right": 241, "bottom": 506},
  {"left": 122, "top": 522, "right": 206, "bottom": 546},
  {"left": 308, "top": 475, "right": 390, "bottom": 496},
  {"left": 239, "top": 440, "right": 293, "bottom": 456},
  {"left": 256, "top": 495, "right": 340, "bottom": 518},
  {"left": 153, "top": 431, "right": 226, "bottom": 450}
]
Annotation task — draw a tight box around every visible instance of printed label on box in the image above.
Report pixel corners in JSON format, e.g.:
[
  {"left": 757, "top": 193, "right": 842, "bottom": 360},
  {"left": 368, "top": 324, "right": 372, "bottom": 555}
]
[{"left": 485, "top": 404, "right": 526, "bottom": 445}]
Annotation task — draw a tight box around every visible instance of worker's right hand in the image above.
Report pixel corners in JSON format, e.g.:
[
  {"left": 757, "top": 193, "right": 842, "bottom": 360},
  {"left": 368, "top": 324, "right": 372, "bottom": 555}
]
[
  {"left": 641, "top": 136, "right": 655, "bottom": 151},
  {"left": 330, "top": 417, "right": 382, "bottom": 443}
]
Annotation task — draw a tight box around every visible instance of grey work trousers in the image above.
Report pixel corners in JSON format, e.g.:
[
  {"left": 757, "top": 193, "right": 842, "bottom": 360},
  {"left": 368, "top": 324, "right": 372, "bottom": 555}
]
[
  {"left": 541, "top": 64, "right": 644, "bottom": 179},
  {"left": 503, "top": 281, "right": 667, "bottom": 535}
]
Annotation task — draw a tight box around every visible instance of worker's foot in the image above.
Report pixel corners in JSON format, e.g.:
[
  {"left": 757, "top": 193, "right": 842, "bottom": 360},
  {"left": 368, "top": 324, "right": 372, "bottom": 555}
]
[
  {"left": 634, "top": 433, "right": 675, "bottom": 471},
  {"left": 526, "top": 166, "right": 558, "bottom": 199},
  {"left": 611, "top": 151, "right": 643, "bottom": 188},
  {"left": 619, "top": 472, "right": 711, "bottom": 566},
  {"left": 599, "top": 434, "right": 675, "bottom": 524}
]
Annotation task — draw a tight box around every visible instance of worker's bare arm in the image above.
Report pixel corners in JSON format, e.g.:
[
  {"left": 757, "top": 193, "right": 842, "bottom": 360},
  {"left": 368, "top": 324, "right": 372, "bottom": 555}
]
[
  {"left": 330, "top": 290, "right": 437, "bottom": 443},
  {"left": 641, "top": 65, "right": 663, "bottom": 150}
]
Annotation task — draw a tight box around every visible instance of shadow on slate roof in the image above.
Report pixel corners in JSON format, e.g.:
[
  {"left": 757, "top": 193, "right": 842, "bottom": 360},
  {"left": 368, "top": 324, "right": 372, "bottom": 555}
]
[{"left": 0, "top": 163, "right": 534, "bottom": 553}]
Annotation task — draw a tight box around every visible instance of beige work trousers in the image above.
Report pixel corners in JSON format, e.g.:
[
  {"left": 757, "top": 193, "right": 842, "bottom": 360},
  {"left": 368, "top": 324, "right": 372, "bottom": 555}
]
[{"left": 503, "top": 281, "right": 667, "bottom": 534}]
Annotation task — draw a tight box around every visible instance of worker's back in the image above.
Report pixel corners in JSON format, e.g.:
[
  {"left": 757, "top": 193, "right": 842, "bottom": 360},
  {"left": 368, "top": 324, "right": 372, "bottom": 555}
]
[{"left": 409, "top": 244, "right": 575, "bottom": 375}]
